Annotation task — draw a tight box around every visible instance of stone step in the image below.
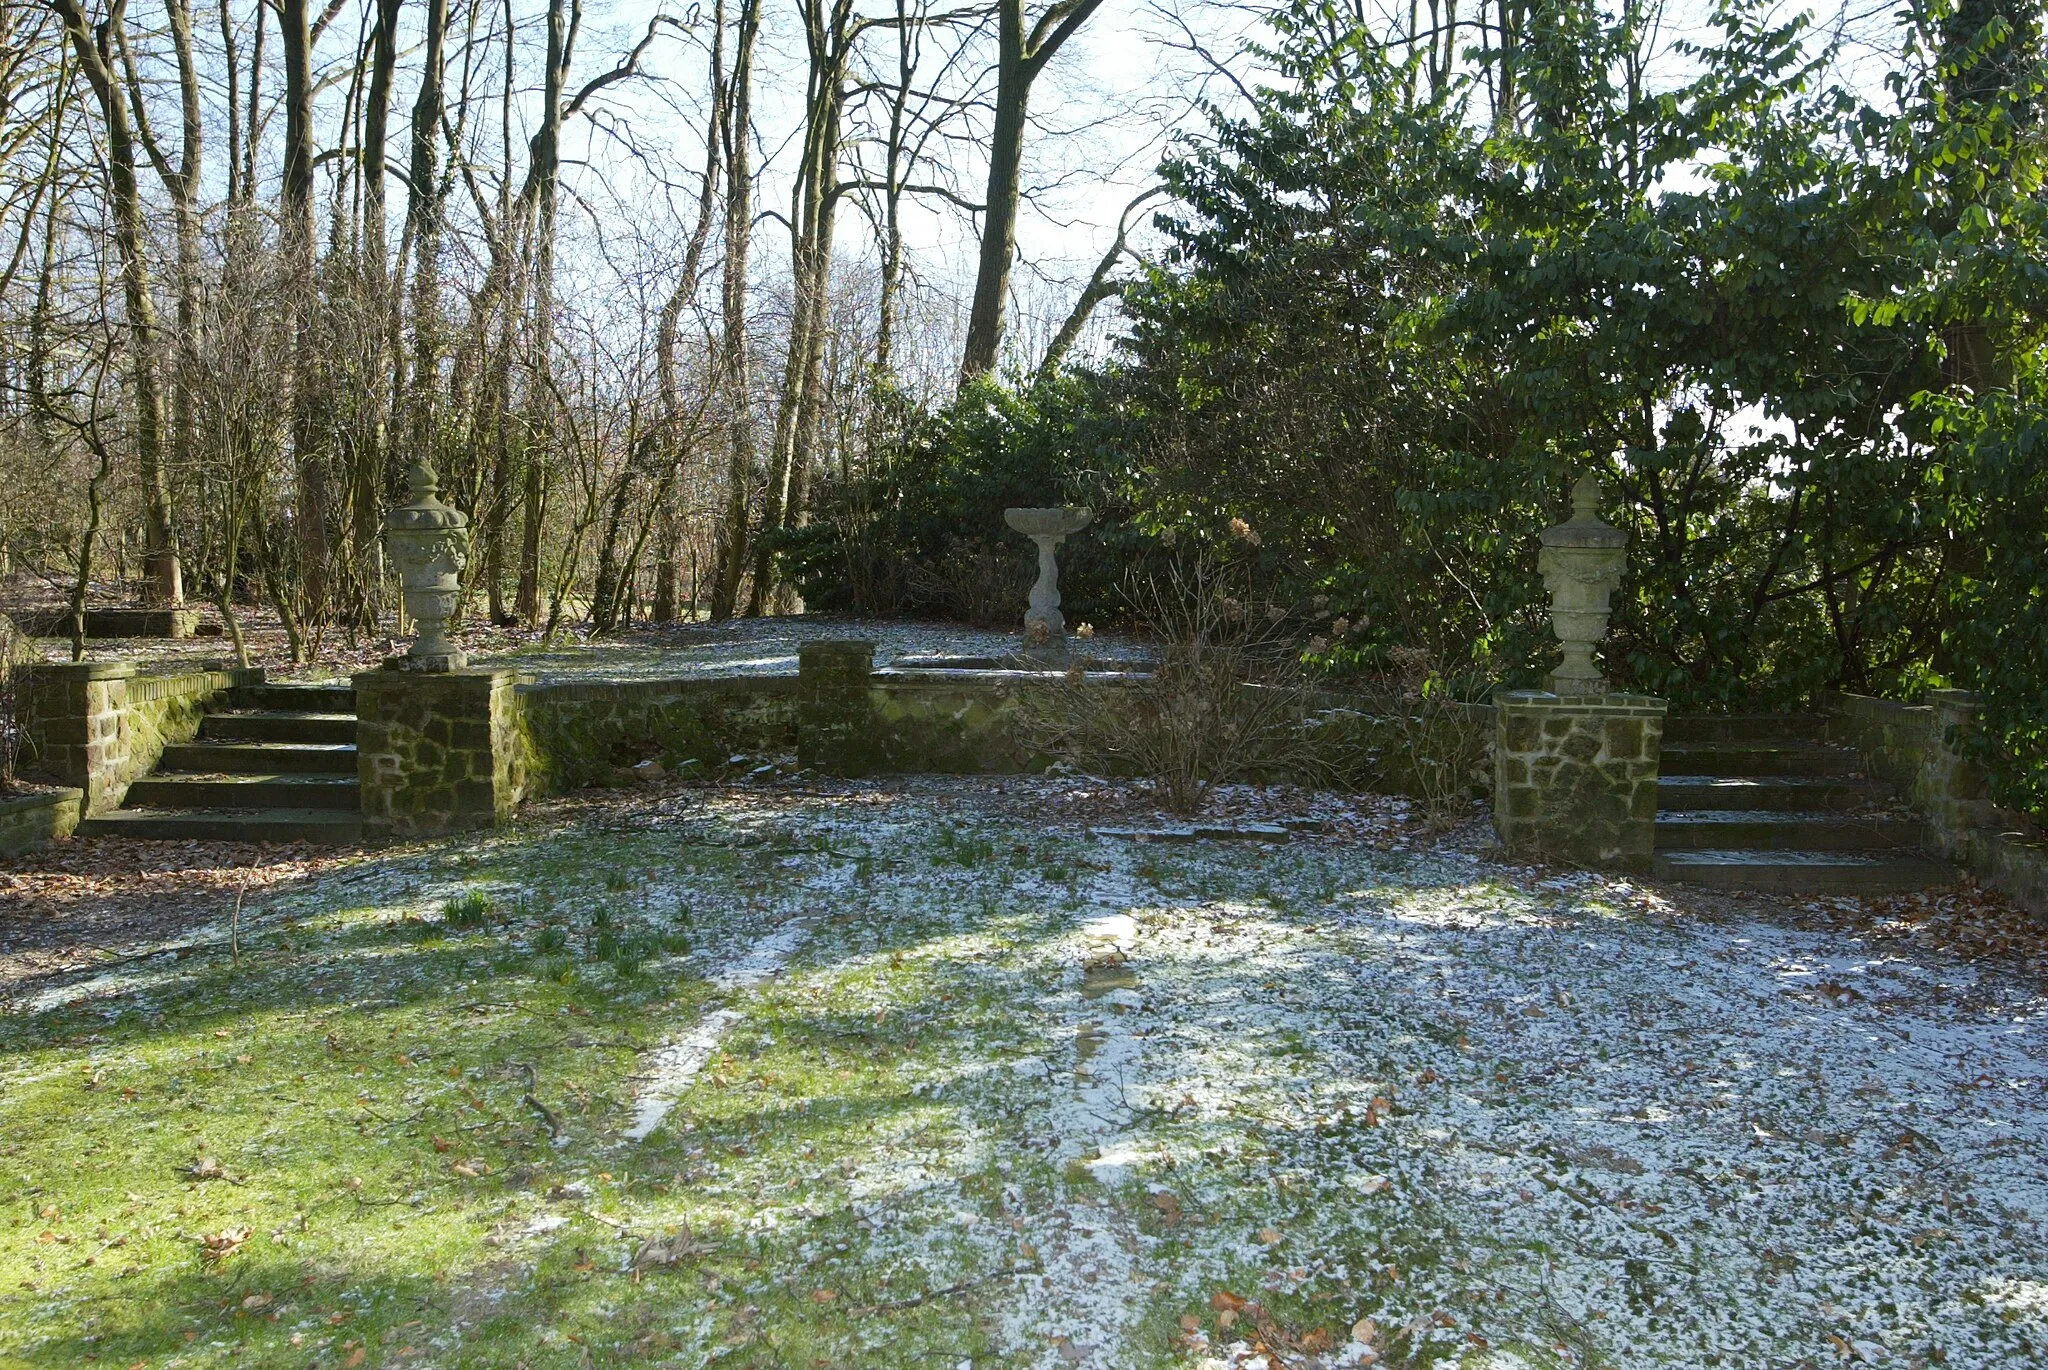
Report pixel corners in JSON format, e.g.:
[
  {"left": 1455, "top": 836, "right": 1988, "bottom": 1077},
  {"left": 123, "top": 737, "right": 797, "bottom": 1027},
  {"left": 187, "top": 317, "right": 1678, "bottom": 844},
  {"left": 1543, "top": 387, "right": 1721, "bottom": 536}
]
[
  {"left": 230, "top": 682, "right": 356, "bottom": 713},
  {"left": 77, "top": 807, "right": 361, "bottom": 845},
  {"left": 1654, "top": 810, "right": 1924, "bottom": 851},
  {"left": 158, "top": 741, "right": 357, "bottom": 775},
  {"left": 124, "top": 773, "right": 359, "bottom": 811},
  {"left": 1658, "top": 775, "right": 1892, "bottom": 811},
  {"left": 200, "top": 710, "right": 357, "bottom": 745},
  {"left": 1654, "top": 848, "right": 1952, "bottom": 894},
  {"left": 1661, "top": 713, "right": 1828, "bottom": 745},
  {"left": 1658, "top": 742, "right": 1864, "bottom": 778}
]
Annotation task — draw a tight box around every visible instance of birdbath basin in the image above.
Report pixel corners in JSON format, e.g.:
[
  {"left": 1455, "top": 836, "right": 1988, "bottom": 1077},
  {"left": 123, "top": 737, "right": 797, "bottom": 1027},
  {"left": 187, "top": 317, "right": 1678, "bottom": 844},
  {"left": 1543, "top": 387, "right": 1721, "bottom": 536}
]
[
  {"left": 1004, "top": 507, "right": 1093, "bottom": 540},
  {"left": 1004, "top": 506, "right": 1093, "bottom": 658}
]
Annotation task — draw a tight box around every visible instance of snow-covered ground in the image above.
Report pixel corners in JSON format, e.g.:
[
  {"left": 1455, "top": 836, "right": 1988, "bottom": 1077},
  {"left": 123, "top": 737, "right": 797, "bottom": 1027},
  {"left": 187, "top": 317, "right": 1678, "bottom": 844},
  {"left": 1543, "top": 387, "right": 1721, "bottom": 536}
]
[
  {"left": 4, "top": 773, "right": 2040, "bottom": 1368},
  {"left": 571, "top": 777, "right": 2048, "bottom": 1367}
]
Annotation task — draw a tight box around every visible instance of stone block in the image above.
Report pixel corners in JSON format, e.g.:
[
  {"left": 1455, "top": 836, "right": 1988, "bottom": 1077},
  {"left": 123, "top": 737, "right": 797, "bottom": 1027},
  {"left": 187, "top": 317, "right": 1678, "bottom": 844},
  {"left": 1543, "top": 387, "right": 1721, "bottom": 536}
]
[
  {"left": 1604, "top": 716, "right": 1643, "bottom": 758},
  {"left": 798, "top": 641, "right": 879, "bottom": 777},
  {"left": 355, "top": 669, "right": 526, "bottom": 838}
]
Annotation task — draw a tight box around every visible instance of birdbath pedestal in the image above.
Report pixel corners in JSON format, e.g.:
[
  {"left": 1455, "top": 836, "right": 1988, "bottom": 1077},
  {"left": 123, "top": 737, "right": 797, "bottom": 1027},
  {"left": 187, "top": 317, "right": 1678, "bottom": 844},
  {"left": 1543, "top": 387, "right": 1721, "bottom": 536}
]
[{"left": 1004, "top": 506, "right": 1093, "bottom": 660}]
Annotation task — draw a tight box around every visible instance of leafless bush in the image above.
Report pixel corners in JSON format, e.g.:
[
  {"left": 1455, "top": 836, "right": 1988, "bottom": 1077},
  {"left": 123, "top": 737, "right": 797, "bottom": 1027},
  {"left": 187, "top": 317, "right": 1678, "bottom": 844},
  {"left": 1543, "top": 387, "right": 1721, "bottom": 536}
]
[
  {"left": 1333, "top": 647, "right": 1494, "bottom": 828},
  {"left": 1025, "top": 552, "right": 1325, "bottom": 814},
  {"left": 905, "top": 538, "right": 1034, "bottom": 628},
  {"left": 0, "top": 615, "right": 39, "bottom": 789}
]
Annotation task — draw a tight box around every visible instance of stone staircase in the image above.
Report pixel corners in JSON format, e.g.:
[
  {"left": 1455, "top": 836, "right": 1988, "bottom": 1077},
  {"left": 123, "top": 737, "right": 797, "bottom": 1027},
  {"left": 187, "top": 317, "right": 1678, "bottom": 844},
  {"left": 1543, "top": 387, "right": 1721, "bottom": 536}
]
[
  {"left": 1652, "top": 714, "right": 1951, "bottom": 893},
  {"left": 77, "top": 682, "right": 361, "bottom": 845}
]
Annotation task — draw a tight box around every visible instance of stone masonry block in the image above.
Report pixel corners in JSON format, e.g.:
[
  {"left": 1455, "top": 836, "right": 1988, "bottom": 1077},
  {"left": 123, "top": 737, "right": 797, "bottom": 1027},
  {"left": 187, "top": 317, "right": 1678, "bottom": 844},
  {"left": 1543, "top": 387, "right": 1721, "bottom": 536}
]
[{"left": 1494, "top": 689, "right": 1667, "bottom": 871}]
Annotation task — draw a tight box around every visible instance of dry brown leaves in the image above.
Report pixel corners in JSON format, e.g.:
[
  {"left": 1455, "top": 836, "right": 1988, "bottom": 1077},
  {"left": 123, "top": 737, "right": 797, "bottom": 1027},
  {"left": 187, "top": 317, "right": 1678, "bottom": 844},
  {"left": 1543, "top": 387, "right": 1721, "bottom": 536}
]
[
  {"left": 1801, "top": 883, "right": 2048, "bottom": 978},
  {"left": 0, "top": 837, "right": 359, "bottom": 994}
]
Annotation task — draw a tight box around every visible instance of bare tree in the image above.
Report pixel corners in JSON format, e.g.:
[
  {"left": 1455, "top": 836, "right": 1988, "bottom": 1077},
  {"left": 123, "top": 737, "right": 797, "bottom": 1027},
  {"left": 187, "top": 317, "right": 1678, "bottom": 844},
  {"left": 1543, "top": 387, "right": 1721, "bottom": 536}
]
[
  {"left": 958, "top": 0, "right": 1103, "bottom": 381},
  {"left": 47, "top": 0, "right": 182, "bottom": 605},
  {"left": 707, "top": 0, "right": 762, "bottom": 622}
]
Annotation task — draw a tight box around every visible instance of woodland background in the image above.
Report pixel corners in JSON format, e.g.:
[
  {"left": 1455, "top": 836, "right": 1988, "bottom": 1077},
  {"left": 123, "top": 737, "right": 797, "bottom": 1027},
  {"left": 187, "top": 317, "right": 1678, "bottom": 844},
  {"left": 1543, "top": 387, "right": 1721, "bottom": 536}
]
[{"left": 0, "top": 0, "right": 2044, "bottom": 818}]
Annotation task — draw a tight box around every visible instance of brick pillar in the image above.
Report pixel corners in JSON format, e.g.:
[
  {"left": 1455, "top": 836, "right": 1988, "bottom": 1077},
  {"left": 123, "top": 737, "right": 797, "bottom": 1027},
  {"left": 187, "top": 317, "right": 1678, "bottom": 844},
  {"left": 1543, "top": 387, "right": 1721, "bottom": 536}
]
[
  {"left": 1493, "top": 689, "right": 1667, "bottom": 871},
  {"left": 797, "top": 640, "right": 876, "bottom": 776},
  {"left": 23, "top": 662, "right": 136, "bottom": 814},
  {"left": 354, "top": 669, "right": 527, "bottom": 839}
]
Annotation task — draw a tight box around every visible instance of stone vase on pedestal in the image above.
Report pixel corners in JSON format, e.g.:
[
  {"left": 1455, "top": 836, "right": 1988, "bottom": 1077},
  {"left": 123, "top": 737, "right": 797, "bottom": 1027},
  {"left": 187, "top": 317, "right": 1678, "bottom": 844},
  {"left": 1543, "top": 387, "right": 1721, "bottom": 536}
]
[
  {"left": 385, "top": 460, "right": 470, "bottom": 671},
  {"left": 1003, "top": 506, "right": 1092, "bottom": 659},
  {"left": 1537, "top": 473, "right": 1628, "bottom": 693},
  {"left": 1493, "top": 473, "right": 1668, "bottom": 870}
]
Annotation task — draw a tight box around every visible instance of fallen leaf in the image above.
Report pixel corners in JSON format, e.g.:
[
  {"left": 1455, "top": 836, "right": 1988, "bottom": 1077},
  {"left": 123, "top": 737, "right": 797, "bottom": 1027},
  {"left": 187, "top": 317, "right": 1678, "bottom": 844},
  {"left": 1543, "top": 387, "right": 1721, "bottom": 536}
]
[{"left": 199, "top": 1226, "right": 251, "bottom": 1267}]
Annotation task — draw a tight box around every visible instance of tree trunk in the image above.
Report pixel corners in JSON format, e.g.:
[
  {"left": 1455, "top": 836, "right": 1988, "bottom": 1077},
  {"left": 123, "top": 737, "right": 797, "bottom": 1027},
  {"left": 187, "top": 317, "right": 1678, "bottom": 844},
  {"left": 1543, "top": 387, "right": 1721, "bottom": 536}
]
[
  {"left": 352, "top": 0, "right": 402, "bottom": 623},
  {"left": 707, "top": 0, "right": 762, "bottom": 621},
  {"left": 282, "top": 0, "right": 326, "bottom": 629},
  {"left": 516, "top": 0, "right": 575, "bottom": 625},
  {"left": 748, "top": 0, "right": 849, "bottom": 615},
  {"left": 117, "top": 0, "right": 202, "bottom": 602},
  {"left": 49, "top": 0, "right": 181, "bottom": 605},
  {"left": 959, "top": 0, "right": 1102, "bottom": 382},
  {"left": 404, "top": 0, "right": 450, "bottom": 488}
]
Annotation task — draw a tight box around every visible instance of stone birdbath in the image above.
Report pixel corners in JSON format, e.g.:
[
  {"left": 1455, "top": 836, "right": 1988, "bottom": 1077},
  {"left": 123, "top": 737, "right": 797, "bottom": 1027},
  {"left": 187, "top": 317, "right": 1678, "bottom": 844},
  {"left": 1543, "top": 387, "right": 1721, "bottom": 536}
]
[
  {"left": 1536, "top": 473, "right": 1628, "bottom": 693},
  {"left": 1003, "top": 506, "right": 1092, "bottom": 659},
  {"left": 385, "top": 459, "right": 470, "bottom": 671}
]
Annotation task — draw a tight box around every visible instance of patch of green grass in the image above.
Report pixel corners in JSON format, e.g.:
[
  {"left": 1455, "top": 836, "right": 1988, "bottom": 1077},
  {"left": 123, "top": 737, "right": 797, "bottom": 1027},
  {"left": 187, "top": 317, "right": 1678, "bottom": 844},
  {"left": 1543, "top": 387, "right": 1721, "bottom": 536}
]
[{"left": 442, "top": 888, "right": 495, "bottom": 929}]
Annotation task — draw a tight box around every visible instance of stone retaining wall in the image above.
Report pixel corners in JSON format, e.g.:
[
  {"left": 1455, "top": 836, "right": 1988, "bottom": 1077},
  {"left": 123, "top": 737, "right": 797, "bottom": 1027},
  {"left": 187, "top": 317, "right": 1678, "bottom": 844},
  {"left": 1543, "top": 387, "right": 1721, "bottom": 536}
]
[
  {"left": 1830, "top": 690, "right": 2047, "bottom": 915},
  {"left": 0, "top": 788, "right": 83, "bottom": 857},
  {"left": 517, "top": 675, "right": 800, "bottom": 791},
  {"left": 23, "top": 662, "right": 257, "bottom": 813}
]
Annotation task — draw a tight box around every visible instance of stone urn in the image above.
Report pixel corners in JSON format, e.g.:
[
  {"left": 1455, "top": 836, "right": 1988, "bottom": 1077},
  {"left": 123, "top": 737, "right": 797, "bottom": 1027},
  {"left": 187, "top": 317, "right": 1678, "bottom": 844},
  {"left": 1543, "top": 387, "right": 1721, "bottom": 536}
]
[
  {"left": 385, "top": 459, "right": 470, "bottom": 671},
  {"left": 1004, "top": 506, "right": 1092, "bottom": 657},
  {"left": 1536, "top": 473, "right": 1628, "bottom": 693}
]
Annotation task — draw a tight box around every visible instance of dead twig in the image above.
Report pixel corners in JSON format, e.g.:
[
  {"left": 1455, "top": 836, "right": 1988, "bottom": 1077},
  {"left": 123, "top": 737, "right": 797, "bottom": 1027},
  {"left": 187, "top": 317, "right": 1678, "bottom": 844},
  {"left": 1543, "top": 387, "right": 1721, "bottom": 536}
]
[{"left": 514, "top": 1060, "right": 570, "bottom": 1145}]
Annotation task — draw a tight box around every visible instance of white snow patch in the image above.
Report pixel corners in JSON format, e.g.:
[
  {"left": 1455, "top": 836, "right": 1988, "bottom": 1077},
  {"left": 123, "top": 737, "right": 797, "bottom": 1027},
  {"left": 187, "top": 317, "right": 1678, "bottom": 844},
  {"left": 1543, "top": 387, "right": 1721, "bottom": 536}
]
[{"left": 622, "top": 919, "right": 810, "bottom": 1142}]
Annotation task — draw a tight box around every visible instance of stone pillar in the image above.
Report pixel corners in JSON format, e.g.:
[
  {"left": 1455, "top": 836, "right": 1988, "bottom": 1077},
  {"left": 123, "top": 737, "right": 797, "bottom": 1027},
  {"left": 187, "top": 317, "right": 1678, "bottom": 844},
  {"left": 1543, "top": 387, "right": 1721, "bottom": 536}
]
[
  {"left": 797, "top": 640, "right": 876, "bottom": 777},
  {"left": 1494, "top": 689, "right": 1666, "bottom": 870},
  {"left": 1923, "top": 689, "right": 1997, "bottom": 841},
  {"left": 23, "top": 662, "right": 135, "bottom": 814},
  {"left": 355, "top": 670, "right": 527, "bottom": 838}
]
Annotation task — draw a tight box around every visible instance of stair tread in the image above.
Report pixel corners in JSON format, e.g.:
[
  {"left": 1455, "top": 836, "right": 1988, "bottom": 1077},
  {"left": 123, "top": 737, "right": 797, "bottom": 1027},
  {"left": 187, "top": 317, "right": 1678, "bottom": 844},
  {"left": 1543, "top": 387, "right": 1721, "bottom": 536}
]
[
  {"left": 1657, "top": 848, "right": 1942, "bottom": 867},
  {"left": 1656, "top": 809, "right": 1908, "bottom": 822},
  {"left": 207, "top": 710, "right": 358, "bottom": 721},
  {"left": 1660, "top": 775, "right": 1878, "bottom": 788},
  {"left": 169, "top": 740, "right": 355, "bottom": 752},
  {"left": 138, "top": 772, "right": 358, "bottom": 784},
  {"left": 95, "top": 806, "right": 361, "bottom": 822}
]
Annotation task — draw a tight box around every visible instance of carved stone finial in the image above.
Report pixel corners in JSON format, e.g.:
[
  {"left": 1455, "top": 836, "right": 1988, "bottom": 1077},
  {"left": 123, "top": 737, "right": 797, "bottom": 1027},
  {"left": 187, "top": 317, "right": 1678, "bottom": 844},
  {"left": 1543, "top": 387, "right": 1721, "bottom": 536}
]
[
  {"left": 385, "top": 459, "right": 471, "bottom": 671},
  {"left": 1536, "top": 473, "right": 1628, "bottom": 693},
  {"left": 1570, "top": 472, "right": 1603, "bottom": 519}
]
